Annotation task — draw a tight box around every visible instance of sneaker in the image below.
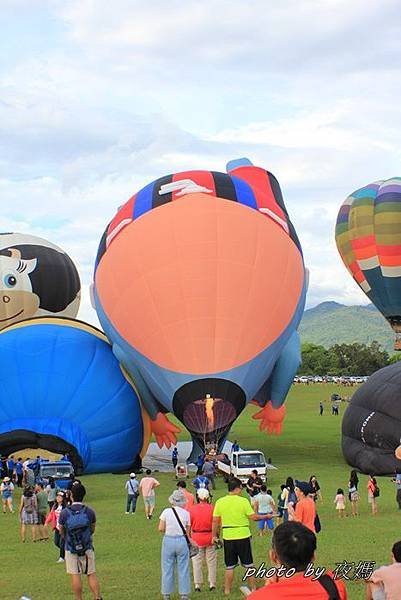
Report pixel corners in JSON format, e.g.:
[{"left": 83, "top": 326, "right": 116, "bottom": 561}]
[
  {"left": 148, "top": 514, "right": 153, "bottom": 519},
  {"left": 56, "top": 558, "right": 65, "bottom": 563},
  {"left": 195, "top": 587, "right": 201, "bottom": 592},
  {"left": 125, "top": 511, "right": 129, "bottom": 514},
  {"left": 210, "top": 586, "right": 216, "bottom": 591}
]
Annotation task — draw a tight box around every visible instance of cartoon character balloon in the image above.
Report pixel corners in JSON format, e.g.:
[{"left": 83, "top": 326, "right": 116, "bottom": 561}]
[
  {"left": 336, "top": 178, "right": 401, "bottom": 349},
  {"left": 93, "top": 159, "right": 307, "bottom": 460},
  {"left": 0, "top": 233, "right": 80, "bottom": 329}
]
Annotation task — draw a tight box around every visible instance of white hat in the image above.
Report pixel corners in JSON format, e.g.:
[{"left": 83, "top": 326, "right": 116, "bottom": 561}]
[
  {"left": 169, "top": 490, "right": 187, "bottom": 507},
  {"left": 197, "top": 488, "right": 210, "bottom": 500},
  {"left": 130, "top": 473, "right": 136, "bottom": 478},
  {"left": 3, "top": 476, "right": 11, "bottom": 482}
]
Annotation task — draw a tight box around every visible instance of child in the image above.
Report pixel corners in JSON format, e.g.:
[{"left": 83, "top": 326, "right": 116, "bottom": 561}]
[
  {"left": 334, "top": 488, "right": 346, "bottom": 518},
  {"left": 253, "top": 485, "right": 275, "bottom": 536}
]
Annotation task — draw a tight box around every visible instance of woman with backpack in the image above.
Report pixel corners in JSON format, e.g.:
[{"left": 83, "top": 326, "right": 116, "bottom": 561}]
[
  {"left": 19, "top": 486, "right": 38, "bottom": 542},
  {"left": 286, "top": 477, "right": 297, "bottom": 520},
  {"left": 45, "top": 490, "right": 67, "bottom": 562},
  {"left": 368, "top": 475, "right": 379, "bottom": 515}
]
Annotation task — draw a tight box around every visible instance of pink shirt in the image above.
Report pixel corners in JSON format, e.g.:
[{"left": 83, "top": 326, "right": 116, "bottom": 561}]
[
  {"left": 139, "top": 476, "right": 159, "bottom": 497},
  {"left": 370, "top": 563, "right": 401, "bottom": 600}
]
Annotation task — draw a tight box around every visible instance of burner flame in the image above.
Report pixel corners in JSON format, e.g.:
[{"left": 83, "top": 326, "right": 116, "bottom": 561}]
[{"left": 205, "top": 394, "right": 215, "bottom": 430}]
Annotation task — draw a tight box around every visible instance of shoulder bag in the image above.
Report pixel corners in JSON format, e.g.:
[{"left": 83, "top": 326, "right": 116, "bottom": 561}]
[{"left": 171, "top": 507, "right": 199, "bottom": 558}]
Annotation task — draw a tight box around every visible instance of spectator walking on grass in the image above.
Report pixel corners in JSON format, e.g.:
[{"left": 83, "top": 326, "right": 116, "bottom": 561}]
[
  {"left": 58, "top": 483, "right": 102, "bottom": 600},
  {"left": 45, "top": 490, "right": 67, "bottom": 562},
  {"left": 177, "top": 480, "right": 195, "bottom": 510},
  {"left": 277, "top": 485, "right": 288, "bottom": 524},
  {"left": 172, "top": 447, "right": 178, "bottom": 470},
  {"left": 334, "top": 488, "right": 346, "bottom": 518},
  {"left": 348, "top": 469, "right": 360, "bottom": 517},
  {"left": 202, "top": 458, "right": 216, "bottom": 490},
  {"left": 293, "top": 481, "right": 316, "bottom": 533},
  {"left": 19, "top": 486, "right": 38, "bottom": 542},
  {"left": 366, "top": 540, "right": 401, "bottom": 600},
  {"left": 391, "top": 469, "right": 401, "bottom": 510},
  {"left": 212, "top": 477, "right": 263, "bottom": 596},
  {"left": 35, "top": 482, "right": 49, "bottom": 540},
  {"left": 246, "top": 522, "right": 347, "bottom": 599},
  {"left": 189, "top": 488, "right": 216, "bottom": 592},
  {"left": 139, "top": 469, "right": 160, "bottom": 520},
  {"left": 368, "top": 475, "right": 379, "bottom": 515},
  {"left": 253, "top": 485, "right": 275, "bottom": 536},
  {"left": 286, "top": 477, "right": 297, "bottom": 520},
  {"left": 1, "top": 476, "right": 14, "bottom": 514},
  {"left": 159, "top": 489, "right": 190, "bottom": 600},
  {"left": 125, "top": 473, "right": 139, "bottom": 514}
]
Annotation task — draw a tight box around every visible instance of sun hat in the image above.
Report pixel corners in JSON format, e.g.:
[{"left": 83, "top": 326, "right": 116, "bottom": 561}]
[
  {"left": 197, "top": 488, "right": 210, "bottom": 500},
  {"left": 130, "top": 473, "right": 136, "bottom": 478},
  {"left": 3, "top": 476, "right": 11, "bottom": 482},
  {"left": 295, "top": 480, "right": 313, "bottom": 495},
  {"left": 168, "top": 490, "right": 187, "bottom": 507}
]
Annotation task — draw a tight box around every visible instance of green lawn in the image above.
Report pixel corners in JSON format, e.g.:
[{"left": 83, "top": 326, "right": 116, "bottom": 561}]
[{"left": 1, "top": 384, "right": 399, "bottom": 599}]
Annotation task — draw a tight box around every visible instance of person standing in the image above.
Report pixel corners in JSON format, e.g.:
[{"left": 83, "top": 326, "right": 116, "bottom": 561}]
[
  {"left": 1, "top": 476, "right": 14, "bottom": 513},
  {"left": 293, "top": 481, "right": 316, "bottom": 533},
  {"left": 368, "top": 475, "right": 379, "bottom": 515},
  {"left": 392, "top": 469, "right": 401, "bottom": 510},
  {"left": 19, "top": 486, "right": 38, "bottom": 542},
  {"left": 348, "top": 469, "right": 360, "bottom": 517},
  {"left": 253, "top": 485, "right": 275, "bottom": 536},
  {"left": 125, "top": 473, "right": 139, "bottom": 514},
  {"left": 15, "top": 458, "right": 24, "bottom": 487},
  {"left": 7, "top": 455, "right": 15, "bottom": 481},
  {"left": 196, "top": 454, "right": 205, "bottom": 476},
  {"left": 192, "top": 474, "right": 210, "bottom": 495},
  {"left": 58, "top": 483, "right": 102, "bottom": 600},
  {"left": 212, "top": 477, "right": 262, "bottom": 595},
  {"left": 158, "top": 490, "right": 190, "bottom": 600},
  {"left": 189, "top": 488, "right": 216, "bottom": 592},
  {"left": 246, "top": 470, "right": 263, "bottom": 506},
  {"left": 46, "top": 477, "right": 57, "bottom": 510},
  {"left": 35, "top": 482, "right": 49, "bottom": 540},
  {"left": 139, "top": 469, "right": 160, "bottom": 520},
  {"left": 319, "top": 402, "right": 324, "bottom": 416},
  {"left": 176, "top": 481, "right": 195, "bottom": 510},
  {"left": 172, "top": 447, "right": 178, "bottom": 470},
  {"left": 366, "top": 540, "right": 401, "bottom": 600},
  {"left": 45, "top": 491, "right": 67, "bottom": 562},
  {"left": 309, "top": 476, "right": 322, "bottom": 502},
  {"left": 202, "top": 459, "right": 216, "bottom": 491}
]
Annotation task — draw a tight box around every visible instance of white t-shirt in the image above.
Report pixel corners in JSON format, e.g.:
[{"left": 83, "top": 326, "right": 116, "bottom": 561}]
[{"left": 159, "top": 507, "right": 190, "bottom": 536}]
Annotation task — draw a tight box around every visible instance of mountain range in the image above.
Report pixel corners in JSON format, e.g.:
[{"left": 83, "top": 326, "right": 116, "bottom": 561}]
[{"left": 299, "top": 301, "right": 395, "bottom": 354}]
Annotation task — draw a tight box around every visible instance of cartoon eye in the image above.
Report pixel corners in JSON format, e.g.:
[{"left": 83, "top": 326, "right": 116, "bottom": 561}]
[{"left": 3, "top": 274, "right": 17, "bottom": 288}]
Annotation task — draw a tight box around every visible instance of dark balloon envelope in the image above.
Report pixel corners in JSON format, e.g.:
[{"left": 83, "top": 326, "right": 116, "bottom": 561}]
[{"left": 342, "top": 362, "right": 401, "bottom": 474}]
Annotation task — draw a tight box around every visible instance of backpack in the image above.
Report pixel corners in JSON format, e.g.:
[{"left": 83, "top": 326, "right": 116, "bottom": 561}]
[
  {"left": 373, "top": 485, "right": 380, "bottom": 498},
  {"left": 65, "top": 506, "right": 92, "bottom": 556},
  {"left": 24, "top": 496, "right": 35, "bottom": 514}
]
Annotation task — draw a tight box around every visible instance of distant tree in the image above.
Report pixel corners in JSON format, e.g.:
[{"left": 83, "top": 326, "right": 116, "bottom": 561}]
[
  {"left": 300, "top": 341, "right": 390, "bottom": 375},
  {"left": 298, "top": 343, "right": 332, "bottom": 375}
]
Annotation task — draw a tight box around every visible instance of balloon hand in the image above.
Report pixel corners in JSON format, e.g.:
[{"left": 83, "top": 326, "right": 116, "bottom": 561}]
[
  {"left": 150, "top": 412, "right": 181, "bottom": 449},
  {"left": 251, "top": 402, "right": 286, "bottom": 435}
]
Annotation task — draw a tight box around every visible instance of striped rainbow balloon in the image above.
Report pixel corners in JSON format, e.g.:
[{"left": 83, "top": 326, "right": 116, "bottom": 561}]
[{"left": 335, "top": 178, "right": 401, "bottom": 347}]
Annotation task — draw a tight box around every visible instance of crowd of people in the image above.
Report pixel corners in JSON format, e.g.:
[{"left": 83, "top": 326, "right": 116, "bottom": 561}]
[{"left": 3, "top": 452, "right": 401, "bottom": 599}]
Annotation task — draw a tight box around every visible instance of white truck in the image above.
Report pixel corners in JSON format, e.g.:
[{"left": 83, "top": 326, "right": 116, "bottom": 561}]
[{"left": 217, "top": 450, "right": 267, "bottom": 484}]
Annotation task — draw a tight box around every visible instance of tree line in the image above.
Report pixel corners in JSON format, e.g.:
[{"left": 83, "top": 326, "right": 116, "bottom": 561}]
[{"left": 299, "top": 341, "right": 401, "bottom": 376}]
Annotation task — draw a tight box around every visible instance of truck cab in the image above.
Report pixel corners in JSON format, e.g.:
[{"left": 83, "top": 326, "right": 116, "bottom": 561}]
[
  {"left": 217, "top": 450, "right": 267, "bottom": 484},
  {"left": 33, "top": 460, "right": 74, "bottom": 489}
]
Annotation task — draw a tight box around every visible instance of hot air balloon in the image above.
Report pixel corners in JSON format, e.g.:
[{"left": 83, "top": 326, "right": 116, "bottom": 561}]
[
  {"left": 0, "top": 318, "right": 150, "bottom": 473},
  {"left": 93, "top": 159, "right": 307, "bottom": 461},
  {"left": 0, "top": 233, "right": 80, "bottom": 330},
  {"left": 342, "top": 362, "right": 401, "bottom": 475},
  {"left": 335, "top": 178, "right": 401, "bottom": 349}
]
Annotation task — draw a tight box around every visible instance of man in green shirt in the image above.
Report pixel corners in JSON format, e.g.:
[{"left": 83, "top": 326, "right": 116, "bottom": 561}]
[
  {"left": 212, "top": 477, "right": 261, "bottom": 595},
  {"left": 35, "top": 482, "right": 49, "bottom": 541}
]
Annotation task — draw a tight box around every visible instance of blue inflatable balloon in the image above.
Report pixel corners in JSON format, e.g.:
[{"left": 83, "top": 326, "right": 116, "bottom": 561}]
[{"left": 0, "top": 318, "right": 145, "bottom": 473}]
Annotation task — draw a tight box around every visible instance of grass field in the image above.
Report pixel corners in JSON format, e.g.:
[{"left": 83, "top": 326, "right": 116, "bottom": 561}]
[{"left": 1, "top": 384, "right": 399, "bottom": 599}]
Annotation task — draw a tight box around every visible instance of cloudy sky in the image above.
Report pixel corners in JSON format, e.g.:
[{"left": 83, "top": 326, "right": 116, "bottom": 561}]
[{"left": 1, "top": 0, "right": 401, "bottom": 325}]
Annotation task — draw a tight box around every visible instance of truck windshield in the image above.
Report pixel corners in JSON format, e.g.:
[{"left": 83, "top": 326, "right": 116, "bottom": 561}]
[
  {"left": 238, "top": 454, "right": 265, "bottom": 468},
  {"left": 40, "top": 465, "right": 73, "bottom": 478}
]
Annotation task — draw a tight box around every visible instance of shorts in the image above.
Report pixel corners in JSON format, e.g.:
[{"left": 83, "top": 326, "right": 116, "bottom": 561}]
[
  {"left": 21, "top": 509, "right": 38, "bottom": 525},
  {"left": 223, "top": 537, "right": 253, "bottom": 569},
  {"left": 38, "top": 513, "right": 47, "bottom": 525},
  {"left": 65, "top": 550, "right": 96, "bottom": 575},
  {"left": 257, "top": 513, "right": 274, "bottom": 530},
  {"left": 350, "top": 491, "right": 359, "bottom": 502},
  {"left": 144, "top": 496, "right": 155, "bottom": 508}
]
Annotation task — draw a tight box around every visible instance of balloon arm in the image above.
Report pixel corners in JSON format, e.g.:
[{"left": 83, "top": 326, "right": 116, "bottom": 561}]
[
  {"left": 150, "top": 413, "right": 181, "bottom": 449},
  {"left": 268, "top": 330, "right": 301, "bottom": 409},
  {"left": 252, "top": 402, "right": 286, "bottom": 435},
  {"left": 112, "top": 344, "right": 161, "bottom": 420}
]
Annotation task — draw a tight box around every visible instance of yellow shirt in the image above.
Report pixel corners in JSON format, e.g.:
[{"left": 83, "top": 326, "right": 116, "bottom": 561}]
[{"left": 213, "top": 494, "right": 254, "bottom": 540}]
